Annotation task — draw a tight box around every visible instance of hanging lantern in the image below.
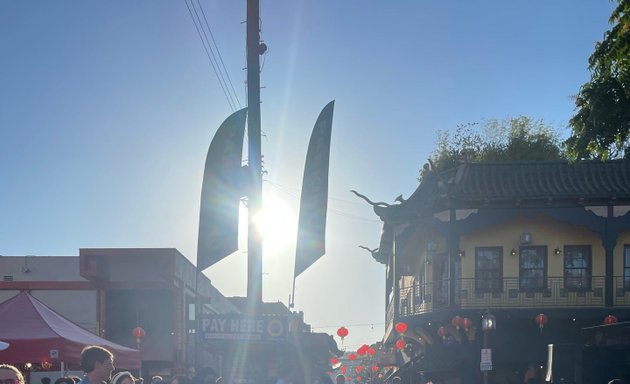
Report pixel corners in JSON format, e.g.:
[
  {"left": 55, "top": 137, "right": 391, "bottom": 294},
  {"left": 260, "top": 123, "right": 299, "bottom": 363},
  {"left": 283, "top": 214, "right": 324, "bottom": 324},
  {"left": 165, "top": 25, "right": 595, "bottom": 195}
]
[
  {"left": 395, "top": 338, "right": 406, "bottom": 350},
  {"left": 356, "top": 366, "right": 363, "bottom": 374},
  {"left": 367, "top": 347, "right": 376, "bottom": 356},
  {"left": 395, "top": 321, "right": 408, "bottom": 334},
  {"left": 337, "top": 326, "right": 349, "bottom": 339},
  {"left": 451, "top": 316, "right": 463, "bottom": 330},
  {"left": 357, "top": 344, "right": 369, "bottom": 356},
  {"left": 437, "top": 326, "right": 447, "bottom": 340},
  {"left": 330, "top": 357, "right": 339, "bottom": 365},
  {"left": 132, "top": 326, "right": 146, "bottom": 343},
  {"left": 603, "top": 315, "right": 618, "bottom": 325},
  {"left": 462, "top": 317, "right": 472, "bottom": 331},
  {"left": 535, "top": 313, "right": 548, "bottom": 332},
  {"left": 41, "top": 359, "right": 52, "bottom": 370},
  {"left": 348, "top": 353, "right": 357, "bottom": 361},
  {"left": 341, "top": 366, "right": 347, "bottom": 374},
  {"left": 356, "top": 376, "right": 362, "bottom": 382},
  {"left": 371, "top": 365, "right": 379, "bottom": 373}
]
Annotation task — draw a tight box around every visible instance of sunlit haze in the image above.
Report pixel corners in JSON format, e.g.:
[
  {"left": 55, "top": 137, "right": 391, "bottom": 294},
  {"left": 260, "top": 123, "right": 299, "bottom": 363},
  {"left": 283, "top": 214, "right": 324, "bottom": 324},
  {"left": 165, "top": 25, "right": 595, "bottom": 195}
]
[{"left": 0, "top": 1, "right": 617, "bottom": 351}]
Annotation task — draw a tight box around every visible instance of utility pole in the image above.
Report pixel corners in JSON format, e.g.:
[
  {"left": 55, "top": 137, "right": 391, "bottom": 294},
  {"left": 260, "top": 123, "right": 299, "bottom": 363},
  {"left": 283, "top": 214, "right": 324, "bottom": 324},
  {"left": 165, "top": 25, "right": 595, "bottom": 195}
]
[{"left": 246, "top": 0, "right": 263, "bottom": 312}]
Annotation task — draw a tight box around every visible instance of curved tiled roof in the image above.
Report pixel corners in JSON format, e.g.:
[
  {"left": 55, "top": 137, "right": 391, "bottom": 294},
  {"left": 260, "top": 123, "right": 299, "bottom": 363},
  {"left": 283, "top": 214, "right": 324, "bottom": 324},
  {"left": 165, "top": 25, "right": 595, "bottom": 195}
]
[
  {"left": 453, "top": 160, "right": 630, "bottom": 201},
  {"left": 374, "top": 160, "right": 630, "bottom": 222}
]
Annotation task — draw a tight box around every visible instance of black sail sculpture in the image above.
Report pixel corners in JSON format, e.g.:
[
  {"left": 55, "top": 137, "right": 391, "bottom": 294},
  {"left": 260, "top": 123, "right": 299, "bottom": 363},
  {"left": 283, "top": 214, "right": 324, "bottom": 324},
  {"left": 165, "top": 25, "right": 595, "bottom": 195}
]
[
  {"left": 197, "top": 108, "right": 248, "bottom": 271},
  {"left": 294, "top": 101, "right": 335, "bottom": 278}
]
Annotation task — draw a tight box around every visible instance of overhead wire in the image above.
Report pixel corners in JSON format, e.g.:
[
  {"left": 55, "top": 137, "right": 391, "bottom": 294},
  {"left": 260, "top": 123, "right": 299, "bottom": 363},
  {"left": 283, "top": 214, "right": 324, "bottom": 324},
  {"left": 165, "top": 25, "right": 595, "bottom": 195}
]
[
  {"left": 196, "top": 0, "right": 242, "bottom": 108},
  {"left": 184, "top": 0, "right": 238, "bottom": 112},
  {"left": 263, "top": 179, "right": 383, "bottom": 223},
  {"left": 190, "top": 0, "right": 238, "bottom": 110}
]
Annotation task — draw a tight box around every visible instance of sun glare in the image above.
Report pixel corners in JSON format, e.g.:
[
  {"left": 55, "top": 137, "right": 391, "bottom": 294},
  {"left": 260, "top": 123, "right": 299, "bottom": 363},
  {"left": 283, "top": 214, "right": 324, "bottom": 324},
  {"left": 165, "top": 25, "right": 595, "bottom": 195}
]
[{"left": 255, "top": 192, "right": 295, "bottom": 255}]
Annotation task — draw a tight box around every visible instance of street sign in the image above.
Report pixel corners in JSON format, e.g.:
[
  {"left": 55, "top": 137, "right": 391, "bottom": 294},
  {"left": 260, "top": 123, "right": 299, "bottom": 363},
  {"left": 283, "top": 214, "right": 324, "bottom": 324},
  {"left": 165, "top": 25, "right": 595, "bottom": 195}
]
[
  {"left": 480, "top": 348, "right": 492, "bottom": 371},
  {"left": 199, "top": 314, "right": 288, "bottom": 342}
]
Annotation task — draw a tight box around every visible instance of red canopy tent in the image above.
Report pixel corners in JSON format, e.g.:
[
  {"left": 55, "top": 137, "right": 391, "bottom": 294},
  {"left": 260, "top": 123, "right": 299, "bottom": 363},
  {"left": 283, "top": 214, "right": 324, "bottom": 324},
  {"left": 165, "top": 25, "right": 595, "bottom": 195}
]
[{"left": 0, "top": 291, "right": 140, "bottom": 369}]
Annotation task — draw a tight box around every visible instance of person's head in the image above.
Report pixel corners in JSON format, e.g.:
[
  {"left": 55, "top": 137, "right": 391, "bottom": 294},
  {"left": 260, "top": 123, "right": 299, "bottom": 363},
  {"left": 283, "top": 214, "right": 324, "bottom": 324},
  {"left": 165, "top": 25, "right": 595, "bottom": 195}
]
[
  {"left": 80, "top": 345, "right": 114, "bottom": 380},
  {"left": 151, "top": 376, "right": 164, "bottom": 384},
  {"left": 392, "top": 377, "right": 402, "bottom": 384},
  {"left": 67, "top": 376, "right": 81, "bottom": 384},
  {"left": 0, "top": 364, "right": 25, "bottom": 384},
  {"left": 170, "top": 375, "right": 192, "bottom": 384},
  {"left": 335, "top": 374, "right": 345, "bottom": 384},
  {"left": 53, "top": 377, "right": 75, "bottom": 384},
  {"left": 112, "top": 371, "right": 140, "bottom": 384}
]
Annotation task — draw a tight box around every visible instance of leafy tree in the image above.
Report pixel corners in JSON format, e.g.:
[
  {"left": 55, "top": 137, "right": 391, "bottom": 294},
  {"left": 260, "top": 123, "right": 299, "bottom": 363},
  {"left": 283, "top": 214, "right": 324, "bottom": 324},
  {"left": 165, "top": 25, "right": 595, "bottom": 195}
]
[
  {"left": 420, "top": 116, "right": 564, "bottom": 182},
  {"left": 566, "top": 0, "right": 630, "bottom": 160}
]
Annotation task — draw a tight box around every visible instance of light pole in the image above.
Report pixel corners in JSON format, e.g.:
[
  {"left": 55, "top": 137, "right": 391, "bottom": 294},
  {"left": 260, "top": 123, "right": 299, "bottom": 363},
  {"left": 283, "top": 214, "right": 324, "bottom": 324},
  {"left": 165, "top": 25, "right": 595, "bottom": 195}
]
[
  {"left": 481, "top": 311, "right": 496, "bottom": 384},
  {"left": 132, "top": 326, "right": 146, "bottom": 380}
]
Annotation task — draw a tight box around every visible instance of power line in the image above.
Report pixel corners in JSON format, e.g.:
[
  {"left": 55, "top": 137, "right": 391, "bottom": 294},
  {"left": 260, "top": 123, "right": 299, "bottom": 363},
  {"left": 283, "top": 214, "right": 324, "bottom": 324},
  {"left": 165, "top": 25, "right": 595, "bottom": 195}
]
[
  {"left": 195, "top": 0, "right": 242, "bottom": 108},
  {"left": 184, "top": 0, "right": 239, "bottom": 111},
  {"left": 263, "top": 180, "right": 382, "bottom": 223},
  {"left": 311, "top": 322, "right": 385, "bottom": 331}
]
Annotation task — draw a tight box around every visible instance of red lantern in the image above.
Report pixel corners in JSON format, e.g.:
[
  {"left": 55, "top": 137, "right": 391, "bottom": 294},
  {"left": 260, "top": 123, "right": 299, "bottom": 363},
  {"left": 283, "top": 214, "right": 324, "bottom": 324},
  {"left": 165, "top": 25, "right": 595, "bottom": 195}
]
[
  {"left": 337, "top": 326, "right": 349, "bottom": 339},
  {"left": 358, "top": 344, "right": 369, "bottom": 356},
  {"left": 371, "top": 365, "right": 379, "bottom": 373},
  {"left": 41, "top": 359, "right": 52, "bottom": 370},
  {"left": 356, "top": 377, "right": 362, "bottom": 382},
  {"left": 341, "top": 366, "right": 347, "bottom": 374},
  {"left": 330, "top": 357, "right": 339, "bottom": 365},
  {"left": 462, "top": 317, "right": 472, "bottom": 331},
  {"left": 356, "top": 366, "right": 363, "bottom": 373},
  {"left": 367, "top": 347, "right": 376, "bottom": 356},
  {"left": 451, "top": 315, "right": 463, "bottom": 330},
  {"left": 603, "top": 315, "right": 618, "bottom": 325},
  {"left": 535, "top": 313, "right": 548, "bottom": 332},
  {"left": 437, "top": 326, "right": 447, "bottom": 339},
  {"left": 348, "top": 353, "right": 357, "bottom": 361},
  {"left": 132, "top": 326, "right": 146, "bottom": 343},
  {"left": 395, "top": 322, "right": 408, "bottom": 334},
  {"left": 395, "top": 338, "right": 406, "bottom": 350}
]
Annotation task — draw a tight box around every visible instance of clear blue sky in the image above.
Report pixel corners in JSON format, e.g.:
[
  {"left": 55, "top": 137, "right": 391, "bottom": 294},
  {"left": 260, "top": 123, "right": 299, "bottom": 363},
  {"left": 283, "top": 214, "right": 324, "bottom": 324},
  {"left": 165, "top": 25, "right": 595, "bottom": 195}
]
[{"left": 0, "top": 1, "right": 617, "bottom": 351}]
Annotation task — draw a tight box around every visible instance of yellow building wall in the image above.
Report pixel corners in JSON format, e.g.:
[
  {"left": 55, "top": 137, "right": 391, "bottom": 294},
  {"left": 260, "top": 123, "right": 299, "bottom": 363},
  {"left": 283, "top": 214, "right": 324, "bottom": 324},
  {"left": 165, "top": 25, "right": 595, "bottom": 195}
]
[{"left": 459, "top": 213, "right": 605, "bottom": 279}]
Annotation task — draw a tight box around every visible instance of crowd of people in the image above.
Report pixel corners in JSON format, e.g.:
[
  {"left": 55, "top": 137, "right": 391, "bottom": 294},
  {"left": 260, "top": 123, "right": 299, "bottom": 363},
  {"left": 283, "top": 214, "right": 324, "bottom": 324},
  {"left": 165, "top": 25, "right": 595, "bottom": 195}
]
[{"left": 0, "top": 346, "right": 223, "bottom": 384}]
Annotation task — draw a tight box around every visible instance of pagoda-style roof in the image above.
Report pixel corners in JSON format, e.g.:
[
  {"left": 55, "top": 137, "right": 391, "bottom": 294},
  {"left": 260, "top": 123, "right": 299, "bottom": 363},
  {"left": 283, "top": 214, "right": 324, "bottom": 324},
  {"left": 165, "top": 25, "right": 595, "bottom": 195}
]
[{"left": 373, "top": 160, "right": 630, "bottom": 223}]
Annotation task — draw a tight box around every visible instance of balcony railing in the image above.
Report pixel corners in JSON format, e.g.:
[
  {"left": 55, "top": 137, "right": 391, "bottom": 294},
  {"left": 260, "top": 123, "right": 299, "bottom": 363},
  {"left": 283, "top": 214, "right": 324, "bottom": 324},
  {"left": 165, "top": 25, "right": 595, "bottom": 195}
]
[{"left": 395, "top": 276, "right": 623, "bottom": 319}]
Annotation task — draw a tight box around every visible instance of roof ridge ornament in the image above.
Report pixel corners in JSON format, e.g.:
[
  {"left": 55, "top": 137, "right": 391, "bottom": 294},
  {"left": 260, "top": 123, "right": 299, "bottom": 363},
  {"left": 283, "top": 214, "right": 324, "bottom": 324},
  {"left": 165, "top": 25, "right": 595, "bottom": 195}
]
[{"left": 350, "top": 190, "right": 404, "bottom": 207}]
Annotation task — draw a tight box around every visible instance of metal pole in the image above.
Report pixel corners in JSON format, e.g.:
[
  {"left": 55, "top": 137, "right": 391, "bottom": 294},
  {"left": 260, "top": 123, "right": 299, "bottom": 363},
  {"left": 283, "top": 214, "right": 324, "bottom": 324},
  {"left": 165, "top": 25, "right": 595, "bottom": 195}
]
[
  {"left": 483, "top": 331, "right": 488, "bottom": 384},
  {"left": 137, "top": 340, "right": 142, "bottom": 380},
  {"left": 246, "top": 0, "right": 263, "bottom": 311}
]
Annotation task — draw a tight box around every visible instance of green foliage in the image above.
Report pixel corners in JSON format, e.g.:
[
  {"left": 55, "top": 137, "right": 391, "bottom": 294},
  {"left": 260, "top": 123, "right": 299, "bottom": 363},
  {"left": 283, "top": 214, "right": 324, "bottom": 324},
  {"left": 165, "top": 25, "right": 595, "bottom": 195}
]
[
  {"left": 420, "top": 116, "right": 564, "bottom": 182},
  {"left": 566, "top": 0, "right": 630, "bottom": 160}
]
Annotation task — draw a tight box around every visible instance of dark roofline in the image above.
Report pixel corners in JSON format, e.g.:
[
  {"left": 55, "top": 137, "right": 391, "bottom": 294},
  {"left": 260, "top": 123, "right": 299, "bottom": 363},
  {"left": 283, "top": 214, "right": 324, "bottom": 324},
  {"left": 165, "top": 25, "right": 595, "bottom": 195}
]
[{"left": 374, "top": 159, "right": 630, "bottom": 223}]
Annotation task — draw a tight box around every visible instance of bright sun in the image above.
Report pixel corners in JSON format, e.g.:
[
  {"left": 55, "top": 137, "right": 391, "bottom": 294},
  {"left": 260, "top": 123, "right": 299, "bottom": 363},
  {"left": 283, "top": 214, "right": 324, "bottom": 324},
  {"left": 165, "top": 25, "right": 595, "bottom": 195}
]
[{"left": 254, "top": 192, "right": 295, "bottom": 255}]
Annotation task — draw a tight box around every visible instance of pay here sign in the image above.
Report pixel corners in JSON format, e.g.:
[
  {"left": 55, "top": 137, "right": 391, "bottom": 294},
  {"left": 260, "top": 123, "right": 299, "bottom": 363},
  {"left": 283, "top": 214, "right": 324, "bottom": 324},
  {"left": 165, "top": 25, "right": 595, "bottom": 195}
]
[{"left": 199, "top": 314, "right": 288, "bottom": 342}]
